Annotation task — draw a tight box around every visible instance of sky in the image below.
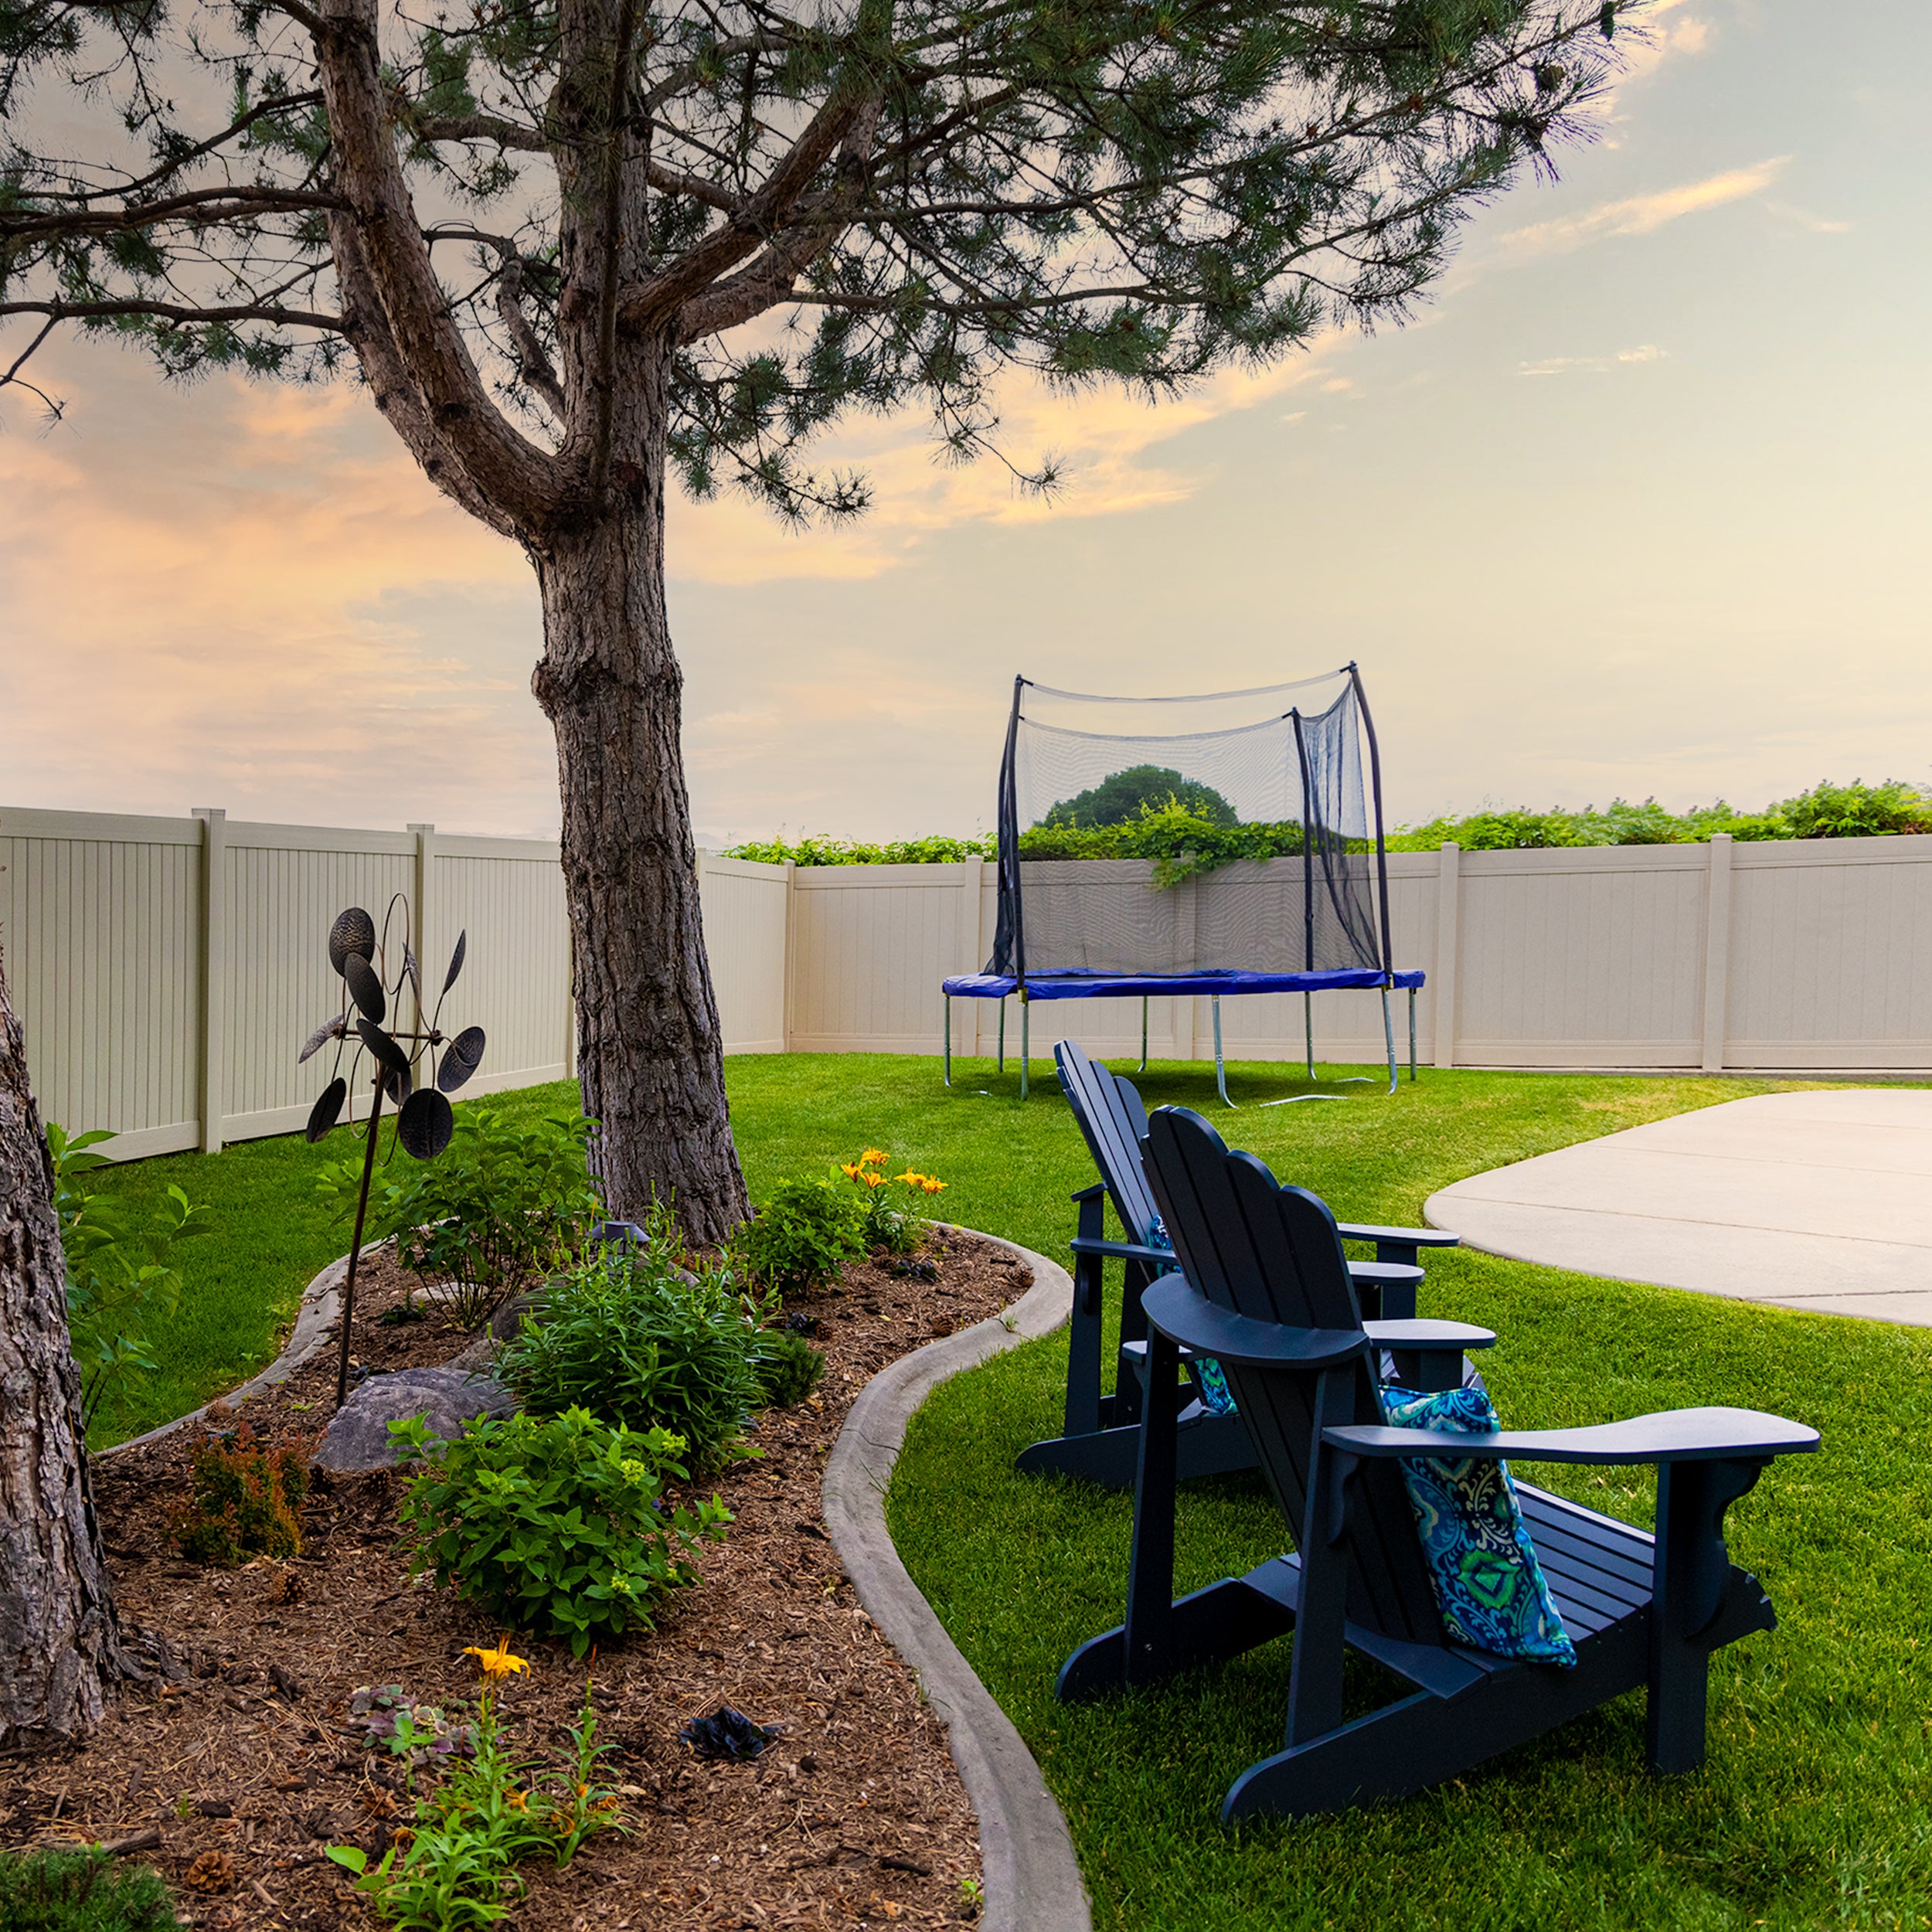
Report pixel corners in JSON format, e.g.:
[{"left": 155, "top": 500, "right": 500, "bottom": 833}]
[{"left": 2, "top": 0, "right": 1928, "bottom": 847}]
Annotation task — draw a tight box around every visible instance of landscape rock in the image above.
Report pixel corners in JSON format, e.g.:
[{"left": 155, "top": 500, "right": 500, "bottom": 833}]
[{"left": 315, "top": 1366, "right": 519, "bottom": 1473}]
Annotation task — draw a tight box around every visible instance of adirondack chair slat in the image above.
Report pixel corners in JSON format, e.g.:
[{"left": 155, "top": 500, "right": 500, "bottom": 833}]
[{"left": 1060, "top": 1102, "right": 1821, "bottom": 1822}]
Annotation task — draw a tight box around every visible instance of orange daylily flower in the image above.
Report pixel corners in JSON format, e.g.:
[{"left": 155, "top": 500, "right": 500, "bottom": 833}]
[
  {"left": 839, "top": 1162, "right": 863, "bottom": 1179},
  {"left": 462, "top": 1643, "right": 530, "bottom": 1679},
  {"left": 896, "top": 1170, "right": 924, "bottom": 1185},
  {"left": 920, "top": 1178, "right": 947, "bottom": 1194},
  {"left": 860, "top": 1148, "right": 889, "bottom": 1166},
  {"left": 861, "top": 1172, "right": 887, "bottom": 1189}
]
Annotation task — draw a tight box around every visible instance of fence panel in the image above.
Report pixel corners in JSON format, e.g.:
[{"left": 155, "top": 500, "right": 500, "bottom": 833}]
[{"left": 697, "top": 854, "right": 790, "bottom": 1054}]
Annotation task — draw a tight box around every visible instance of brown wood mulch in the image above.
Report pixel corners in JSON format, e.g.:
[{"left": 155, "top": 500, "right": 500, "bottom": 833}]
[{"left": 5, "top": 1230, "right": 1035, "bottom": 1930}]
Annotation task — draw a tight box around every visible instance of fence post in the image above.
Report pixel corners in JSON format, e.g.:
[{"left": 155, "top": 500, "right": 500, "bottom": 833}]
[
  {"left": 407, "top": 823, "right": 436, "bottom": 1032},
  {"left": 1701, "top": 834, "right": 1733, "bottom": 1073},
  {"left": 192, "top": 807, "right": 227, "bottom": 1155},
  {"left": 781, "top": 858, "right": 798, "bottom": 1053},
  {"left": 1434, "top": 842, "right": 1460, "bottom": 1069}
]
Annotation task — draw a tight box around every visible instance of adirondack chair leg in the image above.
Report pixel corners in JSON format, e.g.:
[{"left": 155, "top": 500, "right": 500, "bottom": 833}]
[
  {"left": 1647, "top": 1456, "right": 1768, "bottom": 1774},
  {"left": 1059, "top": 1569, "right": 1296, "bottom": 1702},
  {"left": 1285, "top": 1374, "right": 1356, "bottom": 1747},
  {"left": 1123, "top": 1332, "right": 1183, "bottom": 1688},
  {"left": 1062, "top": 1251, "right": 1106, "bottom": 1439}
]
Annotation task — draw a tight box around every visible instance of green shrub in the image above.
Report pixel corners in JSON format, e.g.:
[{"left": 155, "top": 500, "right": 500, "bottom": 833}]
[
  {"left": 395, "top": 1407, "right": 729, "bottom": 1657},
  {"left": 172, "top": 1408, "right": 314, "bottom": 1566},
  {"left": 318, "top": 1108, "right": 602, "bottom": 1328},
  {"left": 49, "top": 1123, "right": 213, "bottom": 1431},
  {"left": 836, "top": 1148, "right": 945, "bottom": 1255},
  {"left": 734, "top": 1177, "right": 867, "bottom": 1294},
  {"left": 753, "top": 1329, "right": 826, "bottom": 1407},
  {"left": 0, "top": 1849, "right": 179, "bottom": 1930},
  {"left": 495, "top": 1245, "right": 769, "bottom": 1471},
  {"left": 1774, "top": 777, "right": 1932, "bottom": 839}
]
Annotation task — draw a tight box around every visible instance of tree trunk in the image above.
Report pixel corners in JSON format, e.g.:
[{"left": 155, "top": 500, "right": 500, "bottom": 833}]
[
  {"left": 0, "top": 944, "right": 124, "bottom": 1744},
  {"left": 532, "top": 336, "right": 750, "bottom": 1247}
]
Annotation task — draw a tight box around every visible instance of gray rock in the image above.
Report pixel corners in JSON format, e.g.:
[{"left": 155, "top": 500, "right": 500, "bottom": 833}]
[
  {"left": 489, "top": 1287, "right": 556, "bottom": 1343},
  {"left": 315, "top": 1366, "right": 519, "bottom": 1473}
]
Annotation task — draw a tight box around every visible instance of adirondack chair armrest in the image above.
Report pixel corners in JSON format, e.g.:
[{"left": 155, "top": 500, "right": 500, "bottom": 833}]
[
  {"left": 1323, "top": 1406, "right": 1821, "bottom": 1467},
  {"left": 1348, "top": 1260, "right": 1426, "bottom": 1292},
  {"left": 1069, "top": 1235, "right": 1178, "bottom": 1268},
  {"left": 1142, "top": 1278, "right": 1369, "bottom": 1370},
  {"left": 1337, "top": 1222, "right": 1460, "bottom": 1250},
  {"left": 1071, "top": 1181, "right": 1107, "bottom": 1205},
  {"left": 1361, "top": 1318, "right": 1497, "bottom": 1353}
]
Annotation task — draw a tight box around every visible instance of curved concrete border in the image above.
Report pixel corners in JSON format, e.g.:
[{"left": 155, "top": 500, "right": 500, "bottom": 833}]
[
  {"left": 98, "top": 1241, "right": 381, "bottom": 1458},
  {"left": 822, "top": 1226, "right": 1090, "bottom": 1932}
]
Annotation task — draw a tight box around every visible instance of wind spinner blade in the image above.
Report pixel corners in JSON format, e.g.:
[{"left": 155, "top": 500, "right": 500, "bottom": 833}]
[
  {"left": 298, "top": 1014, "right": 347, "bottom": 1065},
  {"left": 437, "top": 1026, "right": 487, "bottom": 1094},
  {"left": 328, "top": 907, "right": 376, "bottom": 978}
]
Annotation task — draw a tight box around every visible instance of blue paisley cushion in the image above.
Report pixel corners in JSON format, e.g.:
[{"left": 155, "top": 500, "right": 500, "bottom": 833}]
[
  {"left": 1145, "top": 1214, "right": 1238, "bottom": 1417},
  {"left": 1380, "top": 1383, "right": 1577, "bottom": 1668}
]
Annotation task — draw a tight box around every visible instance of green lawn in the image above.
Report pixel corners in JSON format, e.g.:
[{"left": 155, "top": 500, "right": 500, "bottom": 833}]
[{"left": 77, "top": 1053, "right": 1932, "bottom": 1928}]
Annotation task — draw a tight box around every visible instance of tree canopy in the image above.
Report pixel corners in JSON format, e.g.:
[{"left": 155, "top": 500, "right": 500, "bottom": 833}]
[
  {"left": 2, "top": 0, "right": 1627, "bottom": 516},
  {"left": 1039, "top": 763, "right": 1239, "bottom": 828}
]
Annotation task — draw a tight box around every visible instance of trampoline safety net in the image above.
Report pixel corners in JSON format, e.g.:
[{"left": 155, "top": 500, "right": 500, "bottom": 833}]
[{"left": 985, "top": 664, "right": 1394, "bottom": 983}]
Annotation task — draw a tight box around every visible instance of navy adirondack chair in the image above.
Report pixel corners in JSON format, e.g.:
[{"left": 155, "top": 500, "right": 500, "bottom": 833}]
[
  {"left": 1016, "top": 1039, "right": 1462, "bottom": 1488},
  {"left": 1057, "top": 1106, "right": 1820, "bottom": 1822}
]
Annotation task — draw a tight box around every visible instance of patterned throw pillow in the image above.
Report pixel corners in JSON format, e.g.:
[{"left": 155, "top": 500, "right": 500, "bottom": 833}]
[
  {"left": 1145, "top": 1213, "right": 1238, "bottom": 1416},
  {"left": 1380, "top": 1383, "right": 1577, "bottom": 1668}
]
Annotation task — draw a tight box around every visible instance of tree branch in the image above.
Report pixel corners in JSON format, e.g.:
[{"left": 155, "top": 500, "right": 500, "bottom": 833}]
[
  {"left": 494, "top": 260, "right": 567, "bottom": 426},
  {"left": 0, "top": 295, "right": 346, "bottom": 332},
  {"left": 0, "top": 187, "right": 344, "bottom": 243},
  {"left": 314, "top": 0, "right": 560, "bottom": 533}
]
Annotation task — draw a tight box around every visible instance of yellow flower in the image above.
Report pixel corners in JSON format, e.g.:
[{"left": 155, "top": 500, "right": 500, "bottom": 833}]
[
  {"left": 505, "top": 1789, "right": 527, "bottom": 1811},
  {"left": 860, "top": 1148, "right": 888, "bottom": 1167},
  {"left": 921, "top": 1177, "right": 947, "bottom": 1195},
  {"left": 839, "top": 1162, "right": 863, "bottom": 1180},
  {"left": 895, "top": 1169, "right": 924, "bottom": 1186},
  {"left": 462, "top": 1643, "right": 530, "bottom": 1679},
  {"left": 861, "top": 1171, "right": 886, "bottom": 1189}
]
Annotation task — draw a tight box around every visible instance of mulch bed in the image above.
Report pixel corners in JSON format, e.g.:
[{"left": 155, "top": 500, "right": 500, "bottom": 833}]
[{"left": 5, "top": 1229, "right": 1036, "bottom": 1930}]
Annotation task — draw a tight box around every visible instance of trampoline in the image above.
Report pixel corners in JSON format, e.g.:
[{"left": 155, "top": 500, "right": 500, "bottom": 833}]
[{"left": 940, "top": 664, "right": 1426, "bottom": 1102}]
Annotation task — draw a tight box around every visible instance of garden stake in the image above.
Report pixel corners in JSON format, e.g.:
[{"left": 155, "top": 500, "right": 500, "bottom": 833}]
[
  {"left": 299, "top": 899, "right": 485, "bottom": 1412},
  {"left": 335, "top": 1067, "right": 387, "bottom": 1410}
]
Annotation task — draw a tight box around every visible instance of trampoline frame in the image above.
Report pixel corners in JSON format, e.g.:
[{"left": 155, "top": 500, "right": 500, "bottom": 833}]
[{"left": 941, "top": 979, "right": 1420, "bottom": 1104}]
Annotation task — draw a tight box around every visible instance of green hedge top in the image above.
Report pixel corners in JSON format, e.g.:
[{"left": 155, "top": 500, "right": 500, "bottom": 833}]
[{"left": 723, "top": 780, "right": 1932, "bottom": 872}]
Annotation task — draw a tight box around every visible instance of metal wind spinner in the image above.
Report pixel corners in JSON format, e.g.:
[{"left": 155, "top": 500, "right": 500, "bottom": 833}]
[{"left": 297, "top": 896, "right": 486, "bottom": 1406}]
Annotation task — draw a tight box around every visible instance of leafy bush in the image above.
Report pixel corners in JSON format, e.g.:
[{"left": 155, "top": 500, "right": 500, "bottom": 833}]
[
  {"left": 49, "top": 1123, "right": 213, "bottom": 1431},
  {"left": 1039, "top": 765, "right": 1237, "bottom": 829},
  {"left": 318, "top": 1108, "right": 602, "bottom": 1328},
  {"left": 172, "top": 1406, "right": 314, "bottom": 1566},
  {"left": 0, "top": 1849, "right": 178, "bottom": 1931},
  {"left": 753, "top": 1328, "right": 825, "bottom": 1407},
  {"left": 734, "top": 1176, "right": 867, "bottom": 1294},
  {"left": 495, "top": 1243, "right": 768, "bottom": 1470},
  {"left": 395, "top": 1406, "right": 730, "bottom": 1655},
  {"left": 726, "top": 777, "right": 1932, "bottom": 877}
]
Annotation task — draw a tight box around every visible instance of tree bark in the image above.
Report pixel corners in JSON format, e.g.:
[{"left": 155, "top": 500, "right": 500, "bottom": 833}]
[
  {"left": 0, "top": 943, "right": 124, "bottom": 1744},
  {"left": 531, "top": 330, "right": 750, "bottom": 1245}
]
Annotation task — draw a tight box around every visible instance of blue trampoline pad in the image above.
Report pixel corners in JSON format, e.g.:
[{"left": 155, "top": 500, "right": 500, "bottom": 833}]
[{"left": 941, "top": 968, "right": 1426, "bottom": 1000}]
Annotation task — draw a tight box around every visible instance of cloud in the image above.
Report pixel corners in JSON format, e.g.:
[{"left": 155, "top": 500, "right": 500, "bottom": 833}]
[
  {"left": 1495, "top": 158, "right": 1787, "bottom": 260},
  {"left": 1519, "top": 344, "right": 1669, "bottom": 377},
  {"left": 1769, "top": 200, "right": 1852, "bottom": 235}
]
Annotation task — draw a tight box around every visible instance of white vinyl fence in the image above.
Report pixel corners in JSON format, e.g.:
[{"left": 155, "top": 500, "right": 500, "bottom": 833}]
[{"left": 6, "top": 806, "right": 1931, "bottom": 1158}]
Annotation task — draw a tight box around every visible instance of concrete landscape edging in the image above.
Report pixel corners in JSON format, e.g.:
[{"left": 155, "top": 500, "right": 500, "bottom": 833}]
[
  {"left": 822, "top": 1228, "right": 1092, "bottom": 1932},
  {"left": 97, "top": 1241, "right": 382, "bottom": 1458}
]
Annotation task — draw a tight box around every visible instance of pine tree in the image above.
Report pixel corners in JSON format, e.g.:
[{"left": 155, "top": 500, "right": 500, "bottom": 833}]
[{"left": 2, "top": 0, "right": 1626, "bottom": 1237}]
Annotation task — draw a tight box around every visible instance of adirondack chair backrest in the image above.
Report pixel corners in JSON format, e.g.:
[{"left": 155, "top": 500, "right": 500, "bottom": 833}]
[
  {"left": 1143, "top": 1105, "right": 1444, "bottom": 1645},
  {"left": 1054, "top": 1039, "right": 1162, "bottom": 1243}
]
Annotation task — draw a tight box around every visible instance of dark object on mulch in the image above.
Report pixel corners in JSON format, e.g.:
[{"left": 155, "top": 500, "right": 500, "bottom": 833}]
[
  {"left": 681, "top": 1706, "right": 783, "bottom": 1763},
  {"left": 782, "top": 1311, "right": 821, "bottom": 1335},
  {"left": 887, "top": 1257, "right": 940, "bottom": 1283}
]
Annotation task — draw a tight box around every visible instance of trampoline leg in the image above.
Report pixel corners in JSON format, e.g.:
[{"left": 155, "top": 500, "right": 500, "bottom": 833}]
[
  {"left": 1382, "top": 987, "right": 1396, "bottom": 1098},
  {"left": 1304, "top": 992, "right": 1315, "bottom": 1084},
  {"left": 1408, "top": 988, "right": 1417, "bottom": 1083},
  {"left": 1021, "top": 998, "right": 1030, "bottom": 1100},
  {"left": 1214, "top": 996, "right": 1235, "bottom": 1108},
  {"left": 1139, "top": 996, "right": 1149, "bottom": 1075},
  {"left": 998, "top": 1000, "right": 1005, "bottom": 1073},
  {"left": 944, "top": 995, "right": 952, "bottom": 1088}
]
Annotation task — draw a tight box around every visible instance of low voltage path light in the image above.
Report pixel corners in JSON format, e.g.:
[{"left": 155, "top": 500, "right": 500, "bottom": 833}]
[{"left": 298, "top": 900, "right": 487, "bottom": 1407}]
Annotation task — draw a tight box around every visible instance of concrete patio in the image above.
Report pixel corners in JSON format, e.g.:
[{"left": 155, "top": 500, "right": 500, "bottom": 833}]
[{"left": 1424, "top": 1087, "right": 1932, "bottom": 1325}]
